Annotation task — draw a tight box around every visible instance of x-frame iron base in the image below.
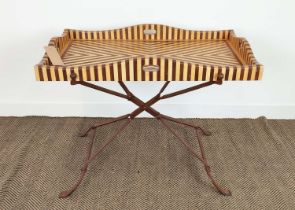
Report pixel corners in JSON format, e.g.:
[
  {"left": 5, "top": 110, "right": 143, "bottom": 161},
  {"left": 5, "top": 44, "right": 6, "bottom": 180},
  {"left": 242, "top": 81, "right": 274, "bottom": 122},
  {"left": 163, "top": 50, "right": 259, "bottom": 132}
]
[{"left": 59, "top": 73, "right": 232, "bottom": 198}]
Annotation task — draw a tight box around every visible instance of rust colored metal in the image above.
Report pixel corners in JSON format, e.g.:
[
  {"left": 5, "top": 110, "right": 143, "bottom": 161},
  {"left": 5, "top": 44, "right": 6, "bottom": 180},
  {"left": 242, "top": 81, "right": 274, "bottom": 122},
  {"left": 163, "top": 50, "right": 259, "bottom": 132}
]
[
  {"left": 59, "top": 119, "right": 131, "bottom": 198},
  {"left": 59, "top": 72, "right": 231, "bottom": 198},
  {"left": 195, "top": 129, "right": 232, "bottom": 196},
  {"left": 80, "top": 114, "right": 130, "bottom": 137},
  {"left": 159, "top": 114, "right": 212, "bottom": 136},
  {"left": 59, "top": 128, "right": 96, "bottom": 198},
  {"left": 159, "top": 118, "right": 205, "bottom": 164}
]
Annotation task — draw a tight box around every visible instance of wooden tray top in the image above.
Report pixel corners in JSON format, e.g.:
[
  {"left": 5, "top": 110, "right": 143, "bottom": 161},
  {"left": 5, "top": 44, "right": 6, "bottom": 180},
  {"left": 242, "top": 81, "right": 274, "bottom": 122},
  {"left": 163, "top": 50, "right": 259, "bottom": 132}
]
[{"left": 35, "top": 24, "right": 263, "bottom": 81}]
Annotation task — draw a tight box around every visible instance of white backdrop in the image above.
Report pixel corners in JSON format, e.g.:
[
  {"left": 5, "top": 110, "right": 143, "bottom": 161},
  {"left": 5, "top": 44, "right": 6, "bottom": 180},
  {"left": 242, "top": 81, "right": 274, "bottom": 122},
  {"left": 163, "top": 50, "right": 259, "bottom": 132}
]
[{"left": 0, "top": 0, "right": 294, "bottom": 118}]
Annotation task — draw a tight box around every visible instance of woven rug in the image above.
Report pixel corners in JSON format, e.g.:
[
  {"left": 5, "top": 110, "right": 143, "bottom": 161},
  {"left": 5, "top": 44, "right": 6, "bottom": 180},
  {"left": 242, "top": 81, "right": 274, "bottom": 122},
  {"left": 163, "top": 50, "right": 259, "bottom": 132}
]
[{"left": 0, "top": 116, "right": 294, "bottom": 209}]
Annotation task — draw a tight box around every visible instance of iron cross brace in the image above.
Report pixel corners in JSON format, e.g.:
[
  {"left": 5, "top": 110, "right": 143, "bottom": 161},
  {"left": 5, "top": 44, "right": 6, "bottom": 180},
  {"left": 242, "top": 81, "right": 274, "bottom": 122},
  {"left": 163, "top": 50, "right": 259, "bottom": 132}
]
[{"left": 59, "top": 72, "right": 231, "bottom": 198}]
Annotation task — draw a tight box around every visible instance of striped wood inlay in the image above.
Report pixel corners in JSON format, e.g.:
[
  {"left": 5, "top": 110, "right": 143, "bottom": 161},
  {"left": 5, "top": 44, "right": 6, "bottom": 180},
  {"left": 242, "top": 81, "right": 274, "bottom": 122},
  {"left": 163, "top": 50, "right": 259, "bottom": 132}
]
[{"left": 35, "top": 24, "right": 263, "bottom": 82}]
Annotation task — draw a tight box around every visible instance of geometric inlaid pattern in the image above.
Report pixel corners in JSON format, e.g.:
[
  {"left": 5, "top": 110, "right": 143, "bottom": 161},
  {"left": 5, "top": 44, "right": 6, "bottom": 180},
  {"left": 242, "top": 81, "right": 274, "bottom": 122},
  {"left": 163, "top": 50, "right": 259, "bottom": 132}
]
[{"left": 63, "top": 40, "right": 241, "bottom": 66}]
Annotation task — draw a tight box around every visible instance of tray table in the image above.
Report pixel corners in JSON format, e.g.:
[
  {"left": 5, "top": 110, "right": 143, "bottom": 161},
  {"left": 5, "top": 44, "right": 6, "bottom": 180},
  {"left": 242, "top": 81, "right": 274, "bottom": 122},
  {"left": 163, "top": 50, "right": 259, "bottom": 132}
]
[{"left": 34, "top": 24, "right": 263, "bottom": 198}]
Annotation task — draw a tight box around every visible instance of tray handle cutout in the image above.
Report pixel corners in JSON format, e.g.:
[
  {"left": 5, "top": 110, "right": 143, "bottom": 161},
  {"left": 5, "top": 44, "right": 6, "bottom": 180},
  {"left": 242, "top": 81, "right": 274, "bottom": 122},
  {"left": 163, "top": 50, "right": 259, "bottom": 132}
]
[
  {"left": 44, "top": 46, "right": 64, "bottom": 65},
  {"left": 142, "top": 65, "right": 160, "bottom": 72},
  {"left": 144, "top": 29, "right": 157, "bottom": 35}
]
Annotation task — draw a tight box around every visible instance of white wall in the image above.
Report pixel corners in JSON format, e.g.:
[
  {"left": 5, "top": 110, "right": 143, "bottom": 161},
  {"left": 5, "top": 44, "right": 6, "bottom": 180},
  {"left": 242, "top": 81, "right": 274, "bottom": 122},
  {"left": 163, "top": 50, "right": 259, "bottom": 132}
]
[{"left": 0, "top": 0, "right": 294, "bottom": 119}]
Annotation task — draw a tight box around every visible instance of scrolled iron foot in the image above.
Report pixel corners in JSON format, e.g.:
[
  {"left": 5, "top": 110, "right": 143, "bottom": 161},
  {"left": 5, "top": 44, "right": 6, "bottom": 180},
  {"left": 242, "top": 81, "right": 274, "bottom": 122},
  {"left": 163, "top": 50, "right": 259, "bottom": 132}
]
[
  {"left": 79, "top": 133, "right": 88, "bottom": 137},
  {"left": 79, "top": 128, "right": 93, "bottom": 137},
  {"left": 59, "top": 190, "right": 74, "bottom": 199},
  {"left": 203, "top": 165, "right": 232, "bottom": 196},
  {"left": 159, "top": 114, "right": 212, "bottom": 137},
  {"left": 58, "top": 167, "right": 89, "bottom": 199},
  {"left": 199, "top": 129, "right": 212, "bottom": 136},
  {"left": 196, "top": 129, "right": 231, "bottom": 196},
  {"left": 209, "top": 173, "right": 232, "bottom": 196},
  {"left": 79, "top": 114, "right": 131, "bottom": 138},
  {"left": 219, "top": 188, "right": 232, "bottom": 196}
]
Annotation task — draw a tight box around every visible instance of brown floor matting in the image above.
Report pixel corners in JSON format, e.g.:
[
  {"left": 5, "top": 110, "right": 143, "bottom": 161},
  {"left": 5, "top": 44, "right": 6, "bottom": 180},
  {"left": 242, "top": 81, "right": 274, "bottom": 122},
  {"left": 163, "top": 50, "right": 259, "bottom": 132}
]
[{"left": 0, "top": 116, "right": 295, "bottom": 209}]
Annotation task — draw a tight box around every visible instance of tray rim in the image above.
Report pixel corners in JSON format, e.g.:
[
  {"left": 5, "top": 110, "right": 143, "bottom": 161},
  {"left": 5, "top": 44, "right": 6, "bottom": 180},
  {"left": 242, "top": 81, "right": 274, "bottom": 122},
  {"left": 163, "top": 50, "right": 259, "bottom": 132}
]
[{"left": 35, "top": 24, "right": 263, "bottom": 81}]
